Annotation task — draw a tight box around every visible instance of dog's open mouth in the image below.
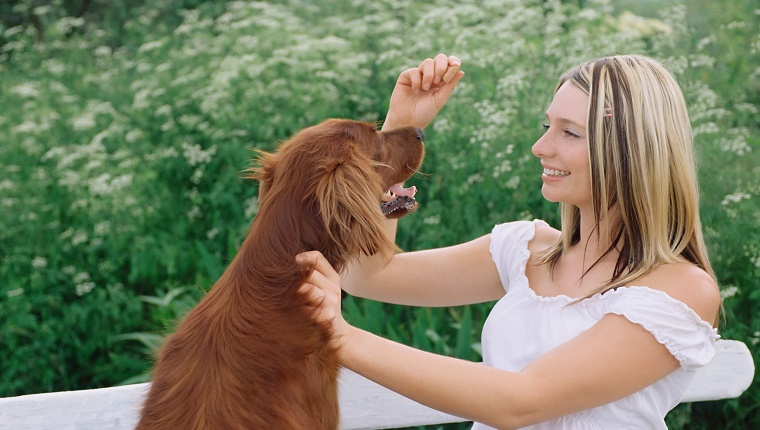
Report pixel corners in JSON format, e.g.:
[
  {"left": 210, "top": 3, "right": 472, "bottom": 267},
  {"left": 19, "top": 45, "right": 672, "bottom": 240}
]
[{"left": 380, "top": 184, "right": 418, "bottom": 217}]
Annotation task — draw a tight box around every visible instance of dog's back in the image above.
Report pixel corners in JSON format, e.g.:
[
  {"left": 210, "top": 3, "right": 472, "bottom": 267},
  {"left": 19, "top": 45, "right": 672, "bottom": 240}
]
[{"left": 137, "top": 253, "right": 339, "bottom": 430}]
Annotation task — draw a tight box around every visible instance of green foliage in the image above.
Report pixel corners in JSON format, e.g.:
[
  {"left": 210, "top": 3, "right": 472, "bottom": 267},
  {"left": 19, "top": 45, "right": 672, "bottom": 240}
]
[{"left": 0, "top": 0, "right": 757, "bottom": 428}]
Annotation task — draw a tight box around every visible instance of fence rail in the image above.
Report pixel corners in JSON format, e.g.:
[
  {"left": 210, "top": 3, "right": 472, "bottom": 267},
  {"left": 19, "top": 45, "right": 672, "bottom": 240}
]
[{"left": 0, "top": 339, "right": 753, "bottom": 430}]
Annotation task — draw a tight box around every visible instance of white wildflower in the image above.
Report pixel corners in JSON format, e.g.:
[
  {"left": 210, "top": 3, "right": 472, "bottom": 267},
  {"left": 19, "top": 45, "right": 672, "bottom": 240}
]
[
  {"left": 71, "top": 231, "right": 89, "bottom": 246},
  {"left": 71, "top": 114, "right": 96, "bottom": 130},
  {"left": 155, "top": 104, "right": 172, "bottom": 116},
  {"left": 493, "top": 159, "right": 513, "bottom": 178},
  {"left": 94, "top": 46, "right": 112, "bottom": 57},
  {"left": 466, "top": 173, "right": 484, "bottom": 186},
  {"left": 6, "top": 288, "right": 24, "bottom": 298},
  {"left": 125, "top": 129, "right": 144, "bottom": 143},
  {"left": 182, "top": 141, "right": 217, "bottom": 166},
  {"left": 13, "top": 121, "right": 38, "bottom": 133},
  {"left": 720, "top": 192, "right": 751, "bottom": 206},
  {"left": 736, "top": 103, "right": 758, "bottom": 114},
  {"left": 692, "top": 122, "right": 719, "bottom": 136},
  {"left": 133, "top": 88, "right": 152, "bottom": 109},
  {"left": 163, "top": 147, "right": 179, "bottom": 158},
  {"left": 76, "top": 282, "right": 96, "bottom": 296},
  {"left": 191, "top": 167, "right": 204, "bottom": 184},
  {"left": 89, "top": 173, "right": 112, "bottom": 195},
  {"left": 724, "top": 21, "right": 747, "bottom": 30},
  {"left": 3, "top": 26, "right": 24, "bottom": 38},
  {"left": 751, "top": 332, "right": 760, "bottom": 346},
  {"left": 32, "top": 257, "right": 47, "bottom": 268},
  {"left": 244, "top": 195, "right": 259, "bottom": 219},
  {"left": 715, "top": 127, "right": 752, "bottom": 156},
  {"left": 138, "top": 39, "right": 166, "bottom": 52},
  {"left": 54, "top": 17, "right": 85, "bottom": 34},
  {"left": 94, "top": 221, "right": 111, "bottom": 236},
  {"left": 696, "top": 35, "right": 716, "bottom": 51},
  {"left": 11, "top": 83, "right": 39, "bottom": 98},
  {"left": 45, "top": 59, "right": 66, "bottom": 75},
  {"left": 423, "top": 215, "right": 441, "bottom": 225},
  {"left": 187, "top": 206, "right": 201, "bottom": 220},
  {"left": 73, "top": 272, "right": 90, "bottom": 284},
  {"left": 111, "top": 174, "right": 133, "bottom": 191},
  {"left": 719, "top": 285, "right": 740, "bottom": 299},
  {"left": 505, "top": 175, "right": 521, "bottom": 190}
]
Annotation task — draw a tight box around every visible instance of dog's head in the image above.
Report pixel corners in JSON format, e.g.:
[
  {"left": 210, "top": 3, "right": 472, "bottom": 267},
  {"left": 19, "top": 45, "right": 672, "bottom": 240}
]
[{"left": 248, "top": 119, "right": 425, "bottom": 271}]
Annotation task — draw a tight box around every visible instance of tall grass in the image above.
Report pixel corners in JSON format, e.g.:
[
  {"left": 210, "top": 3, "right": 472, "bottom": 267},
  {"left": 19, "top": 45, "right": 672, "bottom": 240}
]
[{"left": 0, "top": 0, "right": 757, "bottom": 427}]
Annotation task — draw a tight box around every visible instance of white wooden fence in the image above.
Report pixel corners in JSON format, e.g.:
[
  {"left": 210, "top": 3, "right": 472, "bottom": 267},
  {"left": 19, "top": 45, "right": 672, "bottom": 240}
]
[{"left": 0, "top": 339, "right": 753, "bottom": 430}]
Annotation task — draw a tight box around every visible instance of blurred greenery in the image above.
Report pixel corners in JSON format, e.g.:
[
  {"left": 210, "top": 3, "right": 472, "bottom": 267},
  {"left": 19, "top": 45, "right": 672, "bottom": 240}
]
[{"left": 0, "top": 0, "right": 757, "bottom": 428}]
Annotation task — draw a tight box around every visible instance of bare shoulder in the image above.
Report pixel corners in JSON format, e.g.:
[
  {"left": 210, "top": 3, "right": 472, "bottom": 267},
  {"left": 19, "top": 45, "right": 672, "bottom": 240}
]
[
  {"left": 640, "top": 263, "right": 721, "bottom": 326},
  {"left": 529, "top": 221, "right": 561, "bottom": 254}
]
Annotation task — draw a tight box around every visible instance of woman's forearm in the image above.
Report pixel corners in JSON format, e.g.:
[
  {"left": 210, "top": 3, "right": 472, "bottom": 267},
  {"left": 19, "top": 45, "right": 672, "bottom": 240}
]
[{"left": 338, "top": 325, "right": 526, "bottom": 429}]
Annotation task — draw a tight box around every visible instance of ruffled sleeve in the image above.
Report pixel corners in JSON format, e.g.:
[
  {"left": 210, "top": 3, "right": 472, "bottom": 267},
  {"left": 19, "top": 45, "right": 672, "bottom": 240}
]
[
  {"left": 489, "top": 219, "right": 547, "bottom": 294},
  {"left": 587, "top": 286, "right": 719, "bottom": 370}
]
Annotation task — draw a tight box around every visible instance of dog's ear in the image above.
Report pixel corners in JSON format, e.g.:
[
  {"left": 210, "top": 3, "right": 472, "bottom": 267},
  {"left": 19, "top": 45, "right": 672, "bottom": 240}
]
[
  {"left": 314, "top": 148, "right": 396, "bottom": 266},
  {"left": 245, "top": 150, "right": 277, "bottom": 200}
]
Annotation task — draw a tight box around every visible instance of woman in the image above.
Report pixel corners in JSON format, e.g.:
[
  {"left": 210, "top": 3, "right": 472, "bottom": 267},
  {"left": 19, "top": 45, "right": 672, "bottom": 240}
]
[{"left": 297, "top": 54, "right": 721, "bottom": 429}]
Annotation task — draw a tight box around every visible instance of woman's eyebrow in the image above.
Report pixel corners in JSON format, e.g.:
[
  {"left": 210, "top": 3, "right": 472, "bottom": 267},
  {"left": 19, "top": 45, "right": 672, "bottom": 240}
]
[{"left": 545, "top": 113, "right": 586, "bottom": 129}]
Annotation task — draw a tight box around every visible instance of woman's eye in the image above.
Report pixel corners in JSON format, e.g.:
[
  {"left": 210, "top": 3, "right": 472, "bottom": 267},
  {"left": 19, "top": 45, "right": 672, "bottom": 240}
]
[
  {"left": 542, "top": 123, "right": 550, "bottom": 132},
  {"left": 563, "top": 129, "right": 581, "bottom": 138}
]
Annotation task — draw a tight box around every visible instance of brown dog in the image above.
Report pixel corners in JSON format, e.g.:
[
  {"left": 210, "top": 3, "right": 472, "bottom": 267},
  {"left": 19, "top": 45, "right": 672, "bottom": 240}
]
[{"left": 136, "top": 119, "right": 425, "bottom": 429}]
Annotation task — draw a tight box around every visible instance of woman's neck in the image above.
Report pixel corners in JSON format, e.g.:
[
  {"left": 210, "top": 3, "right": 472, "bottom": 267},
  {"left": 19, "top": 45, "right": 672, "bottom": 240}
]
[{"left": 575, "top": 207, "right": 622, "bottom": 263}]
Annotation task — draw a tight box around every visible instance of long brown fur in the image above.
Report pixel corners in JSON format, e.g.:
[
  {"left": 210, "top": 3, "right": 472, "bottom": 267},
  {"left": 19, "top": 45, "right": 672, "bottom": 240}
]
[{"left": 136, "top": 119, "right": 425, "bottom": 430}]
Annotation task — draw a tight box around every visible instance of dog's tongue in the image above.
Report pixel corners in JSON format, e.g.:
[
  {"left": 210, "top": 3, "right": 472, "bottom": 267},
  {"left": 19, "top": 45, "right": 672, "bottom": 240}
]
[{"left": 389, "top": 184, "right": 417, "bottom": 198}]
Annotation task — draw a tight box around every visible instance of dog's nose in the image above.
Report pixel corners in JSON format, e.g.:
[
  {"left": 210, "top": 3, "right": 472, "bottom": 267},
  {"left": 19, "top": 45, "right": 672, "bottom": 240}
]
[{"left": 415, "top": 128, "right": 424, "bottom": 141}]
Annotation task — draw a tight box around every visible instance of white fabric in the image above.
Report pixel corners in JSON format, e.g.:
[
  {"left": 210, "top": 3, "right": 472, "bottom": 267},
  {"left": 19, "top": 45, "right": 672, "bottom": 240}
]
[{"left": 473, "top": 220, "right": 719, "bottom": 430}]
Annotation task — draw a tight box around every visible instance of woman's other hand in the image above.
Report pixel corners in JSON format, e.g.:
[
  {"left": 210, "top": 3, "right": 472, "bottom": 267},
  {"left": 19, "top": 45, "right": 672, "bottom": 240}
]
[
  {"left": 383, "top": 53, "right": 464, "bottom": 131},
  {"left": 296, "top": 251, "right": 350, "bottom": 343}
]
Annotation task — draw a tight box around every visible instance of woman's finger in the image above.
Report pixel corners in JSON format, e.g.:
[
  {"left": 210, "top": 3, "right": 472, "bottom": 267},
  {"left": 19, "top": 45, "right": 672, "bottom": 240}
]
[
  {"left": 433, "top": 53, "right": 449, "bottom": 85},
  {"left": 301, "top": 250, "right": 341, "bottom": 285},
  {"left": 298, "top": 283, "right": 325, "bottom": 307},
  {"left": 442, "top": 55, "right": 461, "bottom": 83},
  {"left": 418, "top": 57, "right": 435, "bottom": 91},
  {"left": 399, "top": 67, "right": 422, "bottom": 94}
]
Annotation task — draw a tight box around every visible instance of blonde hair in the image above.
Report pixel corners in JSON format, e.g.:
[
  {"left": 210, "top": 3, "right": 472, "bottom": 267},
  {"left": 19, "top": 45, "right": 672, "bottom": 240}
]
[{"left": 539, "top": 54, "right": 716, "bottom": 298}]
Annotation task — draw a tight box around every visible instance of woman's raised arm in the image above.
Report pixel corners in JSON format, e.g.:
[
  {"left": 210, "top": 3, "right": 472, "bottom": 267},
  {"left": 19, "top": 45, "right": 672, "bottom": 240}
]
[{"left": 338, "top": 54, "right": 501, "bottom": 307}]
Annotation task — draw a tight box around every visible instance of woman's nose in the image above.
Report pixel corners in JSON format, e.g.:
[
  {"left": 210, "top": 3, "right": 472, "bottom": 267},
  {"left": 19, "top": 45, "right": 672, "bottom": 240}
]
[{"left": 532, "top": 133, "right": 550, "bottom": 158}]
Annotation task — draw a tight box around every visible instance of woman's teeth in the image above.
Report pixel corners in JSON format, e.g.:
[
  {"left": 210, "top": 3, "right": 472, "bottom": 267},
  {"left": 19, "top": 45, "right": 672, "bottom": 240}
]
[{"left": 543, "top": 168, "right": 570, "bottom": 177}]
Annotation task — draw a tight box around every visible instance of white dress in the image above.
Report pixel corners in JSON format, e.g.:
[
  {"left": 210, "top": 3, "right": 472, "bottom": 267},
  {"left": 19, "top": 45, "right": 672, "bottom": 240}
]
[{"left": 472, "top": 220, "right": 719, "bottom": 430}]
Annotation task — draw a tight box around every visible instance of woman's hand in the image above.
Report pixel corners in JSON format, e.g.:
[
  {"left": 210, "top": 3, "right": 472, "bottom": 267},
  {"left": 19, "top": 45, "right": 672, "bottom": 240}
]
[
  {"left": 296, "top": 251, "right": 351, "bottom": 344},
  {"left": 383, "top": 53, "right": 464, "bottom": 131}
]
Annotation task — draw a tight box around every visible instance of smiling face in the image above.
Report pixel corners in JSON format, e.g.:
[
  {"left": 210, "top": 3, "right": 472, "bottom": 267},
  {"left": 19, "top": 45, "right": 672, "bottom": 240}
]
[{"left": 531, "top": 82, "right": 591, "bottom": 209}]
